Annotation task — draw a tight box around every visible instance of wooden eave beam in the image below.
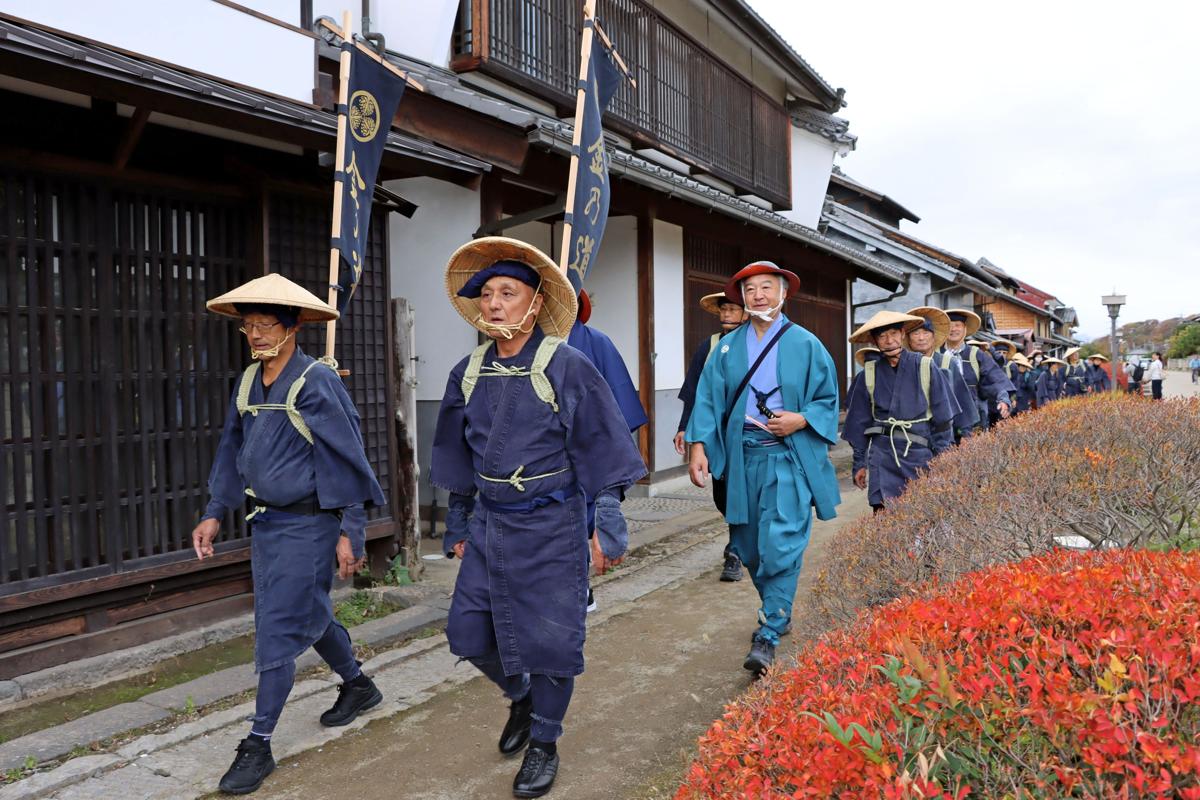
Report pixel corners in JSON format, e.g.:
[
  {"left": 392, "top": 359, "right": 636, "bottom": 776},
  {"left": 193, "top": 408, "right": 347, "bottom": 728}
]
[{"left": 112, "top": 105, "right": 150, "bottom": 169}]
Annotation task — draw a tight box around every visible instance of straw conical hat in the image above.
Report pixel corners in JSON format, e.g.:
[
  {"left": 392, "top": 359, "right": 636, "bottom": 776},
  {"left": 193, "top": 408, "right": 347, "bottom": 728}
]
[
  {"left": 444, "top": 237, "right": 577, "bottom": 338},
  {"left": 944, "top": 308, "right": 982, "bottom": 336},
  {"left": 1010, "top": 353, "right": 1032, "bottom": 368},
  {"left": 990, "top": 338, "right": 1017, "bottom": 352},
  {"left": 1089, "top": 353, "right": 1109, "bottom": 362},
  {"left": 1064, "top": 346, "right": 1082, "bottom": 360},
  {"left": 854, "top": 346, "right": 881, "bottom": 366},
  {"left": 699, "top": 292, "right": 742, "bottom": 317},
  {"left": 904, "top": 306, "right": 951, "bottom": 351},
  {"left": 966, "top": 338, "right": 990, "bottom": 350},
  {"left": 207, "top": 273, "right": 338, "bottom": 323},
  {"left": 1043, "top": 357, "right": 1066, "bottom": 366},
  {"left": 849, "top": 310, "right": 925, "bottom": 344}
]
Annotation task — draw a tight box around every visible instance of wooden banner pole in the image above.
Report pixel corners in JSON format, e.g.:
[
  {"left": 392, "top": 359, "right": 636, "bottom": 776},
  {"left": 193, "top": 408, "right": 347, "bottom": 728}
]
[
  {"left": 557, "top": 0, "right": 598, "bottom": 273},
  {"left": 325, "top": 9, "right": 353, "bottom": 362}
]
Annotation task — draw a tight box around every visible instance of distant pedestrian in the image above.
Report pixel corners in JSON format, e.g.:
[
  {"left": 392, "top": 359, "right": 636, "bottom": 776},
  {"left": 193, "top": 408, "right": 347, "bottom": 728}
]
[
  {"left": 1189, "top": 353, "right": 1200, "bottom": 384},
  {"left": 1128, "top": 359, "right": 1144, "bottom": 395},
  {"left": 1148, "top": 352, "right": 1164, "bottom": 400}
]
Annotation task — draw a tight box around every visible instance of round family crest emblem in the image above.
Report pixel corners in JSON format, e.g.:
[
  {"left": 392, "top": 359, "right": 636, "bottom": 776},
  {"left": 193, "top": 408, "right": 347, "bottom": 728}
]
[{"left": 349, "top": 90, "right": 381, "bottom": 142}]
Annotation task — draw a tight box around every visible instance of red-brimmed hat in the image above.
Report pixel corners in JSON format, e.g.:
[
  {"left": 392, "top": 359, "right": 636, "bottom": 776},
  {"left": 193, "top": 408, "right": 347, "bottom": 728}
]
[
  {"left": 577, "top": 289, "right": 592, "bottom": 325},
  {"left": 724, "top": 261, "right": 801, "bottom": 304}
]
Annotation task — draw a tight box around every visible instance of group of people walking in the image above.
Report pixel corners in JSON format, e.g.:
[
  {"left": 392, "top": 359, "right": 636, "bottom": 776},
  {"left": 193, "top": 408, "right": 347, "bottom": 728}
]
[{"left": 191, "top": 244, "right": 1112, "bottom": 797}]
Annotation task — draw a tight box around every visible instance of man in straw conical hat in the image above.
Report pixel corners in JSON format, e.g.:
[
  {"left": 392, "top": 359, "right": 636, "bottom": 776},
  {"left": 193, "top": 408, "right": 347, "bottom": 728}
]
[
  {"left": 685, "top": 261, "right": 842, "bottom": 678},
  {"left": 905, "top": 307, "right": 979, "bottom": 439},
  {"left": 1008, "top": 353, "right": 1037, "bottom": 414},
  {"left": 938, "top": 309, "right": 1014, "bottom": 433},
  {"left": 676, "top": 291, "right": 748, "bottom": 583},
  {"left": 842, "top": 310, "right": 956, "bottom": 511},
  {"left": 430, "top": 237, "right": 646, "bottom": 797},
  {"left": 1061, "top": 346, "right": 1089, "bottom": 397},
  {"left": 194, "top": 274, "right": 387, "bottom": 795},
  {"left": 1037, "top": 357, "right": 1067, "bottom": 405},
  {"left": 1087, "top": 353, "right": 1112, "bottom": 392}
]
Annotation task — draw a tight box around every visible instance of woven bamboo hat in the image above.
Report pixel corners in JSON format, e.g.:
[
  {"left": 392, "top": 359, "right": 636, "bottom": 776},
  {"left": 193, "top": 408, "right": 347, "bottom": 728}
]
[
  {"left": 1089, "top": 353, "right": 1109, "bottom": 362},
  {"left": 1011, "top": 353, "right": 1032, "bottom": 368},
  {"left": 849, "top": 310, "right": 925, "bottom": 344},
  {"left": 966, "top": 338, "right": 991, "bottom": 350},
  {"left": 444, "top": 237, "right": 577, "bottom": 338},
  {"left": 1064, "top": 346, "right": 1082, "bottom": 360},
  {"left": 944, "top": 308, "right": 982, "bottom": 336},
  {"left": 991, "top": 339, "right": 1018, "bottom": 353},
  {"left": 699, "top": 291, "right": 743, "bottom": 317},
  {"left": 854, "top": 346, "right": 881, "bottom": 366},
  {"left": 904, "top": 306, "right": 951, "bottom": 350},
  {"left": 1043, "top": 357, "right": 1066, "bottom": 366},
  {"left": 206, "top": 273, "right": 338, "bottom": 323}
]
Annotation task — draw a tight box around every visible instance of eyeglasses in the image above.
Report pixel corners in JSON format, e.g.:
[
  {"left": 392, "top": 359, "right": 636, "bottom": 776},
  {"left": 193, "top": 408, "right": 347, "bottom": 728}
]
[{"left": 239, "top": 322, "right": 281, "bottom": 334}]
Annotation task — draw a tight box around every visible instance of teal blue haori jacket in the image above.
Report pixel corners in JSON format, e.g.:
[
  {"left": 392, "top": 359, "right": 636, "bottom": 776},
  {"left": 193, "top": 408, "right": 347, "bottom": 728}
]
[{"left": 686, "top": 319, "right": 842, "bottom": 524}]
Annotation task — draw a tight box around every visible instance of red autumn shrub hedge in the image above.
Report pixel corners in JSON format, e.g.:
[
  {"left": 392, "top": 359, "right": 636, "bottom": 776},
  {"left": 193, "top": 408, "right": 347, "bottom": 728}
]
[
  {"left": 813, "top": 393, "right": 1200, "bottom": 627},
  {"left": 677, "top": 548, "right": 1200, "bottom": 799}
]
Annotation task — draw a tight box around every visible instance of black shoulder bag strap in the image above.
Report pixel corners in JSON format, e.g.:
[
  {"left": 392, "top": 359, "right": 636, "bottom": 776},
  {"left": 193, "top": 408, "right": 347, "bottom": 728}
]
[{"left": 720, "top": 322, "right": 794, "bottom": 432}]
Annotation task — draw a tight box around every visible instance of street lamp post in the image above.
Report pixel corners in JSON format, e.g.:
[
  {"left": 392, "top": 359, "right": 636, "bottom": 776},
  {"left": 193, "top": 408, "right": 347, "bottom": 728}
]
[{"left": 1102, "top": 293, "right": 1126, "bottom": 393}]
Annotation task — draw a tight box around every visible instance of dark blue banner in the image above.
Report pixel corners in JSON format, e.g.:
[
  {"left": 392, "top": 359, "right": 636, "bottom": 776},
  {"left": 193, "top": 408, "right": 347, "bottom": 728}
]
[
  {"left": 335, "top": 45, "right": 405, "bottom": 313},
  {"left": 564, "top": 31, "right": 623, "bottom": 294}
]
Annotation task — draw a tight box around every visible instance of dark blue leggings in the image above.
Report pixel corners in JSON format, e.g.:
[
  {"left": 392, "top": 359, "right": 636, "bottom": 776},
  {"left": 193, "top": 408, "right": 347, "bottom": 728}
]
[
  {"left": 468, "top": 653, "right": 575, "bottom": 742},
  {"left": 251, "top": 619, "right": 360, "bottom": 736}
]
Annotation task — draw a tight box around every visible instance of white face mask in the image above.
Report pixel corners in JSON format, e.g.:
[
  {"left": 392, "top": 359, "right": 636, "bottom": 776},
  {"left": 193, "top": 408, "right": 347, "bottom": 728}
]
[
  {"left": 472, "top": 277, "right": 544, "bottom": 340},
  {"left": 742, "top": 277, "right": 786, "bottom": 323}
]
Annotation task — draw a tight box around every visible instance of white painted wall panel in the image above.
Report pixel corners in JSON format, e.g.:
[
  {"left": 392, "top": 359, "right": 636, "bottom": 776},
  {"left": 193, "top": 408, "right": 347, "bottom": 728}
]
[
  {"left": 570, "top": 216, "right": 640, "bottom": 388},
  {"left": 368, "top": 0, "right": 459, "bottom": 68},
  {"left": 779, "top": 126, "right": 837, "bottom": 230},
  {"left": 385, "top": 177, "right": 481, "bottom": 401},
  {"left": 652, "top": 219, "right": 685, "bottom": 391},
  {"left": 5, "top": 0, "right": 316, "bottom": 104}
]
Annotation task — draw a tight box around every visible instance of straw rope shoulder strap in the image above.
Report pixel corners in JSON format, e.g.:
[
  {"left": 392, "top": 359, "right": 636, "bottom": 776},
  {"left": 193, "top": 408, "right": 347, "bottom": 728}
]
[
  {"left": 864, "top": 356, "right": 934, "bottom": 466},
  {"left": 461, "top": 336, "right": 566, "bottom": 412},
  {"left": 235, "top": 358, "right": 336, "bottom": 445}
]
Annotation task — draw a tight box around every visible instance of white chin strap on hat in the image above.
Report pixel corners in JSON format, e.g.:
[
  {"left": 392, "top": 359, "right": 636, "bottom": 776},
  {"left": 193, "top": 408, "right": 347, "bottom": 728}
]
[
  {"left": 742, "top": 277, "right": 786, "bottom": 322},
  {"left": 250, "top": 330, "right": 295, "bottom": 361},
  {"left": 471, "top": 277, "right": 544, "bottom": 340}
]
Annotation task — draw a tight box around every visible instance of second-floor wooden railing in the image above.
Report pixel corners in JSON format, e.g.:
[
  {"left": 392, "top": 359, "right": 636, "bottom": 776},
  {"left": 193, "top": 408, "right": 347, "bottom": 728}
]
[{"left": 453, "top": 0, "right": 792, "bottom": 208}]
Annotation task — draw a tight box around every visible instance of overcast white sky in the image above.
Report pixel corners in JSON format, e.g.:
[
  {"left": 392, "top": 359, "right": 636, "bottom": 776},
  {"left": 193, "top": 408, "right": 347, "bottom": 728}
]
[{"left": 748, "top": 0, "right": 1200, "bottom": 339}]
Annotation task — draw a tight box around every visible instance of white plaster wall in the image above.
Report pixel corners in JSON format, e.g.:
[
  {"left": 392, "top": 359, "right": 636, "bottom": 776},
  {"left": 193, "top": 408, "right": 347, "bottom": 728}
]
[
  {"left": 368, "top": 0, "right": 459, "bottom": 68},
  {"left": 652, "top": 219, "right": 685, "bottom": 391},
  {"left": 6, "top": 0, "right": 316, "bottom": 104},
  {"left": 385, "top": 177, "right": 480, "bottom": 402},
  {"left": 779, "top": 126, "right": 837, "bottom": 230},
  {"left": 557, "top": 216, "right": 641, "bottom": 387},
  {"left": 502, "top": 220, "right": 554, "bottom": 257}
]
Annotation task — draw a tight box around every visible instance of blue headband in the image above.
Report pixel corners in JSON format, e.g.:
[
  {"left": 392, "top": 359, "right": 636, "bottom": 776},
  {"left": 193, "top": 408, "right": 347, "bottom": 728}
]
[
  {"left": 873, "top": 322, "right": 907, "bottom": 335},
  {"left": 918, "top": 319, "right": 935, "bottom": 333},
  {"left": 947, "top": 312, "right": 970, "bottom": 323},
  {"left": 235, "top": 303, "right": 299, "bottom": 329},
  {"left": 456, "top": 260, "right": 541, "bottom": 298}
]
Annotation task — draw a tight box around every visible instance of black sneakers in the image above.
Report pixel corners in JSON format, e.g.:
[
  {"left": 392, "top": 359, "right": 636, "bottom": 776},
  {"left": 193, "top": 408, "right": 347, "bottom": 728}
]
[
  {"left": 319, "top": 674, "right": 383, "bottom": 727},
  {"left": 719, "top": 551, "right": 744, "bottom": 582},
  {"left": 743, "top": 635, "right": 776, "bottom": 678},
  {"left": 499, "top": 693, "right": 534, "bottom": 756},
  {"left": 218, "top": 736, "right": 275, "bottom": 795},
  {"left": 512, "top": 744, "right": 560, "bottom": 798}
]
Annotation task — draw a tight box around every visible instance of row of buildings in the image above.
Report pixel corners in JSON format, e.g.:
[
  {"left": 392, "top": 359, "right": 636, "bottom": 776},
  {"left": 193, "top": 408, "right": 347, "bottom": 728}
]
[{"left": 0, "top": 0, "right": 1076, "bottom": 676}]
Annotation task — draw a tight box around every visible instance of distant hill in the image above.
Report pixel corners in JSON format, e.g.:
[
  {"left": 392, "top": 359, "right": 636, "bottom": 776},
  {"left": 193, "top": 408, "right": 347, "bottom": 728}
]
[{"left": 1082, "top": 316, "right": 1197, "bottom": 358}]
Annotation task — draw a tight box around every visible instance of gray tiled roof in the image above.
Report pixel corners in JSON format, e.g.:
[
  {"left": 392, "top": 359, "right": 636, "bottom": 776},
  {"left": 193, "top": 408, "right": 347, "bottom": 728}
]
[
  {"left": 0, "top": 19, "right": 490, "bottom": 174},
  {"left": 791, "top": 106, "right": 857, "bottom": 148}
]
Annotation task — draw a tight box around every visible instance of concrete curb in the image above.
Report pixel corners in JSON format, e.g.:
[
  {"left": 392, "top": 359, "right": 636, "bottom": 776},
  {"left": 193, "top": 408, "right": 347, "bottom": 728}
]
[{"left": 0, "top": 507, "right": 723, "bottom": 797}]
